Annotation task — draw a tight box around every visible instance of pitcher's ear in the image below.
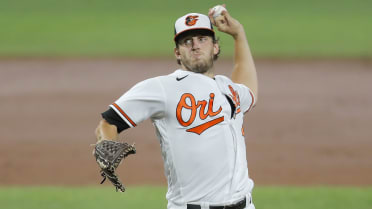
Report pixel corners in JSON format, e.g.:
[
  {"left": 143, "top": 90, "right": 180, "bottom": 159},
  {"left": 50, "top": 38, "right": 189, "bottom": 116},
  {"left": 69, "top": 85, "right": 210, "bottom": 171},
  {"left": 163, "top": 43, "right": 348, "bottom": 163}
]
[
  {"left": 174, "top": 47, "right": 181, "bottom": 59},
  {"left": 213, "top": 43, "right": 220, "bottom": 56}
]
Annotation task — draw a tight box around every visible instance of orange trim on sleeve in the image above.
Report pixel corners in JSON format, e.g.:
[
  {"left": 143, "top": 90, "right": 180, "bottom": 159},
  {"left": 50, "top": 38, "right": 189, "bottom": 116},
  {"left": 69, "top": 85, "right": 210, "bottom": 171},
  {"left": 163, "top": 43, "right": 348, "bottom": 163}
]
[
  {"left": 112, "top": 103, "right": 137, "bottom": 127},
  {"left": 246, "top": 90, "right": 255, "bottom": 113}
]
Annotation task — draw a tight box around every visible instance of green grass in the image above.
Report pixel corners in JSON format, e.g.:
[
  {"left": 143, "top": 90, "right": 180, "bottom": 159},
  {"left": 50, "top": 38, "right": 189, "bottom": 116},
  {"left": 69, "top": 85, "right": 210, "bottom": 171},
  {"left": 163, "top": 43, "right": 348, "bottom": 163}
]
[
  {"left": 1, "top": 186, "right": 372, "bottom": 209},
  {"left": 0, "top": 0, "right": 371, "bottom": 58},
  {"left": 254, "top": 186, "right": 372, "bottom": 209},
  {"left": 0, "top": 186, "right": 168, "bottom": 209}
]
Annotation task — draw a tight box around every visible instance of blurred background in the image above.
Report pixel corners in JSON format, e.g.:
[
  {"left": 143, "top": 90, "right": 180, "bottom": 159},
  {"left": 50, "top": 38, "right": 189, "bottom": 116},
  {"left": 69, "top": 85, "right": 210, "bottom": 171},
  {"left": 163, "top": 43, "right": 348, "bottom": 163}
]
[{"left": 0, "top": 0, "right": 371, "bottom": 208}]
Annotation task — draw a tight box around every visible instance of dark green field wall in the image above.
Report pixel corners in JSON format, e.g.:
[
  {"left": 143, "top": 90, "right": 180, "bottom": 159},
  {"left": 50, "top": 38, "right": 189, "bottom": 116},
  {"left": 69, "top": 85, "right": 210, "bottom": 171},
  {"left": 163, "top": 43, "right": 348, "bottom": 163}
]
[{"left": 1, "top": 0, "right": 371, "bottom": 58}]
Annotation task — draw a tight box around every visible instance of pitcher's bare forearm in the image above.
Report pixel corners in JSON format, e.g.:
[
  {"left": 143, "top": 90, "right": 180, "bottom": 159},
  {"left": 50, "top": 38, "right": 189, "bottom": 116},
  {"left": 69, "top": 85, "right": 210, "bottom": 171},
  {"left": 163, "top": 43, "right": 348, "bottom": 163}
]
[
  {"left": 208, "top": 8, "right": 258, "bottom": 100},
  {"left": 95, "top": 119, "right": 118, "bottom": 142},
  {"left": 231, "top": 29, "right": 258, "bottom": 99}
]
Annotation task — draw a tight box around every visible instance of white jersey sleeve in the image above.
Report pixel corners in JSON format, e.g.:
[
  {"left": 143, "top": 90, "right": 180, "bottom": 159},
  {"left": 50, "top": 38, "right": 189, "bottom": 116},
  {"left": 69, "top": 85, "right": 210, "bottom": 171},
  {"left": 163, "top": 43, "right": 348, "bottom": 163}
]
[
  {"left": 235, "top": 83, "right": 256, "bottom": 113},
  {"left": 214, "top": 75, "right": 256, "bottom": 114},
  {"left": 109, "top": 77, "right": 166, "bottom": 128}
]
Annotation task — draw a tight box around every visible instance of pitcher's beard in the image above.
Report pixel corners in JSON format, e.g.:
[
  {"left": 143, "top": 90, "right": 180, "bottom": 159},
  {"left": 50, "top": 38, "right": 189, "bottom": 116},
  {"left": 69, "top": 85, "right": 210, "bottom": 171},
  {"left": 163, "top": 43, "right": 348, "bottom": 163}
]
[{"left": 182, "top": 56, "right": 214, "bottom": 74}]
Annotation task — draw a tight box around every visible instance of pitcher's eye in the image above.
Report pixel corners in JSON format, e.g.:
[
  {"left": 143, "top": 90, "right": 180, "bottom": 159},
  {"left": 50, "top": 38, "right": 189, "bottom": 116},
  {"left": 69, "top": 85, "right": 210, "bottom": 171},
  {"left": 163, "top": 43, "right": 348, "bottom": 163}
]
[
  {"left": 181, "top": 38, "right": 193, "bottom": 47},
  {"left": 199, "top": 37, "right": 208, "bottom": 43}
]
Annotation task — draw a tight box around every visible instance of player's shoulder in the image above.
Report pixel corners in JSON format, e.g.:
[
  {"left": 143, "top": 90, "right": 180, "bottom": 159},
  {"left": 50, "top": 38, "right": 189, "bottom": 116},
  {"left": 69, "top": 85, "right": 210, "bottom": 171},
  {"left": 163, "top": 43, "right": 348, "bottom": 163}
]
[
  {"left": 214, "top": 74, "right": 233, "bottom": 84},
  {"left": 165, "top": 69, "right": 191, "bottom": 78},
  {"left": 128, "top": 74, "right": 168, "bottom": 93},
  {"left": 133, "top": 69, "right": 189, "bottom": 89},
  {"left": 214, "top": 74, "right": 251, "bottom": 95},
  {"left": 132, "top": 69, "right": 190, "bottom": 90},
  {"left": 215, "top": 74, "right": 249, "bottom": 89},
  {"left": 214, "top": 74, "right": 241, "bottom": 89},
  {"left": 155, "top": 69, "right": 194, "bottom": 82}
]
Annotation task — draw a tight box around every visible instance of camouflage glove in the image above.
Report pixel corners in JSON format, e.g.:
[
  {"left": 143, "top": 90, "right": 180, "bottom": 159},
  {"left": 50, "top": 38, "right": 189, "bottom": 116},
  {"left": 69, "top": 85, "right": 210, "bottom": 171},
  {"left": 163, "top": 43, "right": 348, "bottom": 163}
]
[{"left": 93, "top": 140, "right": 136, "bottom": 192}]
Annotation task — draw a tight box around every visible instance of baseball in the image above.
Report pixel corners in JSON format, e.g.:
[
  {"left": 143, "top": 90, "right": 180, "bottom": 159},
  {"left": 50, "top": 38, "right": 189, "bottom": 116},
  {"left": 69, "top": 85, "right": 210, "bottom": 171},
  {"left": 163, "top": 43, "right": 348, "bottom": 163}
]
[{"left": 212, "top": 5, "right": 227, "bottom": 18}]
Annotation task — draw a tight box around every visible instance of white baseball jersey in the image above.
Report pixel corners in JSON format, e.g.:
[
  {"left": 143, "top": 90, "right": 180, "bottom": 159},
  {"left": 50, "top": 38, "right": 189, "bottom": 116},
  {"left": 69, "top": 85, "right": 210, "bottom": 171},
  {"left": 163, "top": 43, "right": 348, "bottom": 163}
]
[{"left": 110, "top": 69, "right": 256, "bottom": 208}]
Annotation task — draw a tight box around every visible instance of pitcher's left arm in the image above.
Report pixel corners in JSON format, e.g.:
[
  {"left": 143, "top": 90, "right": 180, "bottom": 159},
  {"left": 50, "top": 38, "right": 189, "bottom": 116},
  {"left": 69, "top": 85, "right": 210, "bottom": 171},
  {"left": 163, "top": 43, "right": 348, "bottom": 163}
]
[{"left": 209, "top": 7, "right": 258, "bottom": 102}]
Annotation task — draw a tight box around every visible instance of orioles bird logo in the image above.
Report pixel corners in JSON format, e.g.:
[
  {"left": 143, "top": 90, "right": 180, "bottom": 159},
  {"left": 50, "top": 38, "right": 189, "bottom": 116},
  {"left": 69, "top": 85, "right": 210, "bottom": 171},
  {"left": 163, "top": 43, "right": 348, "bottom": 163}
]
[
  {"left": 185, "top": 15, "right": 199, "bottom": 26},
  {"left": 228, "top": 85, "right": 241, "bottom": 116}
]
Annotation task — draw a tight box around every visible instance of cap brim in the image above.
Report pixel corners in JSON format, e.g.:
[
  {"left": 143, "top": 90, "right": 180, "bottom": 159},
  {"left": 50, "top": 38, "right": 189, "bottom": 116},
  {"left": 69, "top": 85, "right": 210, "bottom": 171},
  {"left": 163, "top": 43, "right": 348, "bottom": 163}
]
[{"left": 174, "top": 28, "right": 215, "bottom": 42}]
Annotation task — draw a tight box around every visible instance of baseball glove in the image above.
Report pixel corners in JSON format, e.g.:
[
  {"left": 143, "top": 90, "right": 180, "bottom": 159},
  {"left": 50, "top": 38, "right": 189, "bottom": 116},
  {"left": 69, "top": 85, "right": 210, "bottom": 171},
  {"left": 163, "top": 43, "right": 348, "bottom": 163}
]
[{"left": 93, "top": 140, "right": 136, "bottom": 192}]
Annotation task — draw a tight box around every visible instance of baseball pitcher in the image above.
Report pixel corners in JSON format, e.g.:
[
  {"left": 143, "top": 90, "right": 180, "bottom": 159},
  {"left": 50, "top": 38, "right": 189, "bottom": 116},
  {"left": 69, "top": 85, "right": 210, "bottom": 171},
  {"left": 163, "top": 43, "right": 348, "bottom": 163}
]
[{"left": 94, "top": 5, "right": 258, "bottom": 209}]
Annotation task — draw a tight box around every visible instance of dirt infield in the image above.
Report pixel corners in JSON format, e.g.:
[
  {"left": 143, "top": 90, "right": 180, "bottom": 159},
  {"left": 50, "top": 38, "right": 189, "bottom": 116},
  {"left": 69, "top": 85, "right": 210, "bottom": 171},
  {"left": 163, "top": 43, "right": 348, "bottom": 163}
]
[{"left": 0, "top": 58, "right": 371, "bottom": 186}]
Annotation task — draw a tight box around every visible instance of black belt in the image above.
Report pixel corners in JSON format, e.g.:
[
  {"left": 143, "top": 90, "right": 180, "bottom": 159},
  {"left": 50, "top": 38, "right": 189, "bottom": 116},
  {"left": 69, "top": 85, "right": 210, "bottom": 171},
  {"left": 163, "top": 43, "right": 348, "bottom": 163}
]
[{"left": 187, "top": 197, "right": 246, "bottom": 209}]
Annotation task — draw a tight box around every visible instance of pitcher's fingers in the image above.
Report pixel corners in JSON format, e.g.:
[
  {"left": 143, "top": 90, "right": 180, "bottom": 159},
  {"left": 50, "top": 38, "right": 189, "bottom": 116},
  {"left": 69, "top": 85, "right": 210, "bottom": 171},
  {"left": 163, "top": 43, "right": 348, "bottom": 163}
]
[
  {"left": 215, "top": 17, "right": 228, "bottom": 31},
  {"left": 220, "top": 10, "right": 232, "bottom": 26},
  {"left": 208, "top": 9, "right": 217, "bottom": 26},
  {"left": 221, "top": 10, "right": 232, "bottom": 21},
  {"left": 208, "top": 8, "right": 213, "bottom": 16}
]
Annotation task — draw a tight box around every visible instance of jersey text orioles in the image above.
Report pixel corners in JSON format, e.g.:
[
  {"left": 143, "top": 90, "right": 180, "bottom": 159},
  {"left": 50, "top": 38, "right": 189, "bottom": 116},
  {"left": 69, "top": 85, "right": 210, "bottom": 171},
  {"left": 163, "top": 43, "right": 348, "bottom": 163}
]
[{"left": 176, "top": 93, "right": 224, "bottom": 135}]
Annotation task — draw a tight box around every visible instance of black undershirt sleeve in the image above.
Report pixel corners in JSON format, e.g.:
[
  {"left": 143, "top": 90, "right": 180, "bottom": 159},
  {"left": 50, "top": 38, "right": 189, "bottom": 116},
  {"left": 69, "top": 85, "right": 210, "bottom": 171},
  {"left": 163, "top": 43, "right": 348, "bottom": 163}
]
[
  {"left": 225, "top": 95, "right": 236, "bottom": 119},
  {"left": 101, "top": 107, "right": 130, "bottom": 133}
]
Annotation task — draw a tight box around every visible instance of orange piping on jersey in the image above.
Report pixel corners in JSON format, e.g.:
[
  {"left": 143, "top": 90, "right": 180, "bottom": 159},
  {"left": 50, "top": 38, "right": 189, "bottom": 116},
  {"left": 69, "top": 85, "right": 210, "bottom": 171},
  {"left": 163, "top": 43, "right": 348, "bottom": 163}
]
[
  {"left": 112, "top": 103, "right": 137, "bottom": 127},
  {"left": 186, "top": 116, "right": 224, "bottom": 135},
  {"left": 246, "top": 90, "right": 255, "bottom": 113}
]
